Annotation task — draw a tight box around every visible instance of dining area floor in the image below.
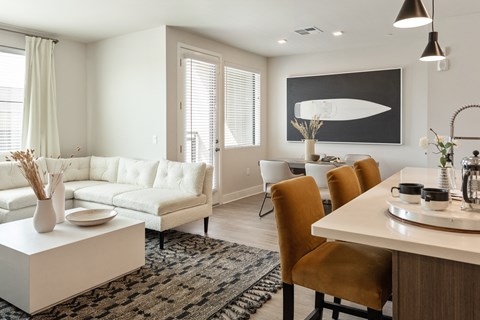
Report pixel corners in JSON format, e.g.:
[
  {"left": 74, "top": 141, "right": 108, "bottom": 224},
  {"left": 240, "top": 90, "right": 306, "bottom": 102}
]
[{"left": 175, "top": 193, "right": 393, "bottom": 319}]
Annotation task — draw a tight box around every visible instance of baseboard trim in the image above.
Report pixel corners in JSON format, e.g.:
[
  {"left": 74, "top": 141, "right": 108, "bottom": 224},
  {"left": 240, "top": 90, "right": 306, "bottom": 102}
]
[{"left": 222, "top": 185, "right": 262, "bottom": 204}]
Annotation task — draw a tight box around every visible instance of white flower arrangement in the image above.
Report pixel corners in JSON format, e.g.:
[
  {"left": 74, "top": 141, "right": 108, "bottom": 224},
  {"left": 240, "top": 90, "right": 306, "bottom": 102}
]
[{"left": 419, "top": 128, "right": 457, "bottom": 168}]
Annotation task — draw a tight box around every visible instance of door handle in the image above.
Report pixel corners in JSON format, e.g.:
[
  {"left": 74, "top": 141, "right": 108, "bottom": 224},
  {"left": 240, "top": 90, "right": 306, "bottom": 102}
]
[{"left": 215, "top": 148, "right": 220, "bottom": 152}]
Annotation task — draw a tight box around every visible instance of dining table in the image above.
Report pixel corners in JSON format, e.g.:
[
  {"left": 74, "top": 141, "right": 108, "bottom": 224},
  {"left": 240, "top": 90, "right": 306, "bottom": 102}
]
[
  {"left": 281, "top": 158, "right": 344, "bottom": 174},
  {"left": 311, "top": 167, "right": 480, "bottom": 320}
]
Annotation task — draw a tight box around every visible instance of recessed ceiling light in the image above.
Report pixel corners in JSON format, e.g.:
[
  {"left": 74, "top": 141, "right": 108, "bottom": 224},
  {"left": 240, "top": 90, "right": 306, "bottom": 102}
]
[
  {"left": 332, "top": 31, "right": 343, "bottom": 37},
  {"left": 277, "top": 39, "right": 287, "bottom": 44}
]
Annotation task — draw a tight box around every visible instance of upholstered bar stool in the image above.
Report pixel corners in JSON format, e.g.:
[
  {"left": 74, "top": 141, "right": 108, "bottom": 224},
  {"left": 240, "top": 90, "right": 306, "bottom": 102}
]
[
  {"left": 354, "top": 158, "right": 382, "bottom": 193},
  {"left": 271, "top": 176, "right": 392, "bottom": 320}
]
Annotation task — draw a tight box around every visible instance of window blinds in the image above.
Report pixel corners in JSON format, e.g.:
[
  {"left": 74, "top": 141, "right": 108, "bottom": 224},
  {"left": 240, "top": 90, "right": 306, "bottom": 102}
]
[
  {"left": 0, "top": 49, "right": 25, "bottom": 152},
  {"left": 183, "top": 57, "right": 217, "bottom": 168},
  {"left": 224, "top": 66, "right": 260, "bottom": 148}
]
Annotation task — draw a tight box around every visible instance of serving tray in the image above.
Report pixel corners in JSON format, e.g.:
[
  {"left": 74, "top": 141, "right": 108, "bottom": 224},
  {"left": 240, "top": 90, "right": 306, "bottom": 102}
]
[{"left": 386, "top": 197, "right": 480, "bottom": 233}]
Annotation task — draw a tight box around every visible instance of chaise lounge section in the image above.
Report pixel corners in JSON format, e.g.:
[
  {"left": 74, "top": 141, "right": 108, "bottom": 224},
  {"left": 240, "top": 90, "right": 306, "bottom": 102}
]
[{"left": 0, "top": 156, "right": 213, "bottom": 248}]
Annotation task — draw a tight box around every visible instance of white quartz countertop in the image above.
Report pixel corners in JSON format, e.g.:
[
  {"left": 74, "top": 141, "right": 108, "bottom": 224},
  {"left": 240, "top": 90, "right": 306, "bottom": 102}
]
[{"left": 311, "top": 167, "right": 480, "bottom": 265}]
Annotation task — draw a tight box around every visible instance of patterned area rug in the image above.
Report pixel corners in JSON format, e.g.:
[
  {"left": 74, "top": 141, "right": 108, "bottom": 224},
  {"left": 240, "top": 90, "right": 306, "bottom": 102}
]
[{"left": 0, "top": 230, "right": 281, "bottom": 320}]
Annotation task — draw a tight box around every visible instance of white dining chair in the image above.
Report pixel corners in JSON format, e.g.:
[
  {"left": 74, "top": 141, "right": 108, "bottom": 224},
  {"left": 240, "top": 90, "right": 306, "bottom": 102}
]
[
  {"left": 343, "top": 154, "right": 371, "bottom": 166},
  {"left": 305, "top": 162, "right": 337, "bottom": 214},
  {"left": 258, "top": 160, "right": 303, "bottom": 217}
]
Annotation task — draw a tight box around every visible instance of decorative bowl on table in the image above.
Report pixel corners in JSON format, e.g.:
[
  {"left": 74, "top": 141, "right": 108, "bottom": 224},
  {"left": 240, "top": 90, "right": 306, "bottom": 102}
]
[
  {"left": 310, "top": 154, "right": 321, "bottom": 161},
  {"left": 66, "top": 209, "right": 117, "bottom": 226}
]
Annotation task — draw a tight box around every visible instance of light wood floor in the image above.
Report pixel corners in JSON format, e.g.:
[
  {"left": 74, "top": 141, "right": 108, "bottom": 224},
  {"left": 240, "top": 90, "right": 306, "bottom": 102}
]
[{"left": 175, "top": 193, "right": 392, "bottom": 320}]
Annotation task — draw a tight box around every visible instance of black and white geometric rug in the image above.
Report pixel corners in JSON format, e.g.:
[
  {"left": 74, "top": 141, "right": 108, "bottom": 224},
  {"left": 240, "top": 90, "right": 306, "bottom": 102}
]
[{"left": 0, "top": 230, "right": 281, "bottom": 320}]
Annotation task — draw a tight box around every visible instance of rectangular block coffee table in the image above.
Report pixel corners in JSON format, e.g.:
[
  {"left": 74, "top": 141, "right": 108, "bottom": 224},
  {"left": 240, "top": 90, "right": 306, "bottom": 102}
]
[{"left": 0, "top": 211, "right": 145, "bottom": 314}]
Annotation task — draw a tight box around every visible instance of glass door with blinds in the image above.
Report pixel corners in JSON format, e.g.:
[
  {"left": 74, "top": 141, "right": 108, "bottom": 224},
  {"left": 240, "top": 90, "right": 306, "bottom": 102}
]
[
  {"left": 178, "top": 48, "right": 220, "bottom": 204},
  {"left": 0, "top": 47, "right": 25, "bottom": 154}
]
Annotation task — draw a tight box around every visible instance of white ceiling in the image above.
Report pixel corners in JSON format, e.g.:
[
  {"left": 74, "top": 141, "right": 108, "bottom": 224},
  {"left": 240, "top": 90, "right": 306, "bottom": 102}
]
[{"left": 0, "top": 0, "right": 479, "bottom": 57}]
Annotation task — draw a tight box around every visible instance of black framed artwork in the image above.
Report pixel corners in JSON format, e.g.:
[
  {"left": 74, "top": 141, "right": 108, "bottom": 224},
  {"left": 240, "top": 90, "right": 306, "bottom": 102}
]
[{"left": 286, "top": 68, "right": 402, "bottom": 144}]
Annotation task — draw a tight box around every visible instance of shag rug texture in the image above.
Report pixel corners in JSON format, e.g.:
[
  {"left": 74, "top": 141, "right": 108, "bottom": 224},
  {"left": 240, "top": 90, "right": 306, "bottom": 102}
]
[{"left": 0, "top": 229, "right": 281, "bottom": 320}]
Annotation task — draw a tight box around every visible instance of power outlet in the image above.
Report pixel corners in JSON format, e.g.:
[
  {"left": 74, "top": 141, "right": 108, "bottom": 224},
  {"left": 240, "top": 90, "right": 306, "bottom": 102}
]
[
  {"left": 246, "top": 168, "right": 250, "bottom": 176},
  {"left": 152, "top": 135, "right": 158, "bottom": 144}
]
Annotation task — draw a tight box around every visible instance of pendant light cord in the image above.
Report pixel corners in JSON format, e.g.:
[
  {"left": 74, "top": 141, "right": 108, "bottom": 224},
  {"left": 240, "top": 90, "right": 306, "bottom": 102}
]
[{"left": 431, "top": 0, "right": 435, "bottom": 31}]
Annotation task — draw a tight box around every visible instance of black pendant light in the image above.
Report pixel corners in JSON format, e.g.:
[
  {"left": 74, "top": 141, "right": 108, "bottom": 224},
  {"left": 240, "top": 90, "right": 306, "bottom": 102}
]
[
  {"left": 419, "top": 0, "right": 445, "bottom": 61},
  {"left": 394, "top": 0, "right": 432, "bottom": 28}
]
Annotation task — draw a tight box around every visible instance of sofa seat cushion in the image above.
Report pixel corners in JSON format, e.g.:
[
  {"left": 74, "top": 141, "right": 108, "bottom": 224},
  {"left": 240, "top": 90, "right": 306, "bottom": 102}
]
[
  {"left": 74, "top": 183, "right": 144, "bottom": 206},
  {"left": 64, "top": 180, "right": 108, "bottom": 192},
  {"left": 113, "top": 188, "right": 207, "bottom": 216},
  {"left": 0, "top": 187, "right": 37, "bottom": 210}
]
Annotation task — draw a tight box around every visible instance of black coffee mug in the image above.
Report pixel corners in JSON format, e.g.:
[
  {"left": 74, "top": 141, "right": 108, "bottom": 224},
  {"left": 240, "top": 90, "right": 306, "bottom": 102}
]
[
  {"left": 391, "top": 183, "right": 424, "bottom": 203},
  {"left": 421, "top": 188, "right": 449, "bottom": 210}
]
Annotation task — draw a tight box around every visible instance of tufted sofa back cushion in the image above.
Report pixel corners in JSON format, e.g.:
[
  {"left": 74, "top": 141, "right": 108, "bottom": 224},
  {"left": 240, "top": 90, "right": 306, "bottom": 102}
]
[
  {"left": 116, "top": 158, "right": 159, "bottom": 187},
  {"left": 46, "top": 157, "right": 91, "bottom": 182},
  {"left": 89, "top": 156, "right": 119, "bottom": 182},
  {"left": 153, "top": 159, "right": 207, "bottom": 196},
  {"left": 0, "top": 157, "right": 48, "bottom": 190}
]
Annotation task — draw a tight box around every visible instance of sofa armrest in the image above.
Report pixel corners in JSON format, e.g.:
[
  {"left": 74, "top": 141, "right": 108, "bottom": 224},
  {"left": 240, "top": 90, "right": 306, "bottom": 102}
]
[{"left": 203, "top": 165, "right": 214, "bottom": 205}]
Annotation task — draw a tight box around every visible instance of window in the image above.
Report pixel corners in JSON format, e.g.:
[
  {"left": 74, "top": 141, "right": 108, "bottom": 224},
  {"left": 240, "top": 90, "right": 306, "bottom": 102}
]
[
  {"left": 0, "top": 47, "right": 25, "bottom": 153},
  {"left": 224, "top": 66, "right": 260, "bottom": 148}
]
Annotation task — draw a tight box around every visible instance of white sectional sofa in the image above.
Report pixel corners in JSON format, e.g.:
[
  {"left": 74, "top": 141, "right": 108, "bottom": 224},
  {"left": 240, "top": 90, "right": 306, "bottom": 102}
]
[{"left": 0, "top": 156, "right": 213, "bottom": 248}]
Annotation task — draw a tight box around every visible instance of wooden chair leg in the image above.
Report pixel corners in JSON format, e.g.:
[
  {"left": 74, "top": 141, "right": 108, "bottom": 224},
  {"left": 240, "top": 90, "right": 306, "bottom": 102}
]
[
  {"left": 367, "top": 308, "right": 383, "bottom": 320},
  {"left": 204, "top": 217, "right": 209, "bottom": 233},
  {"left": 259, "top": 193, "right": 273, "bottom": 217},
  {"left": 332, "top": 296, "right": 341, "bottom": 319},
  {"left": 159, "top": 231, "right": 164, "bottom": 250},
  {"left": 283, "top": 282, "right": 294, "bottom": 320}
]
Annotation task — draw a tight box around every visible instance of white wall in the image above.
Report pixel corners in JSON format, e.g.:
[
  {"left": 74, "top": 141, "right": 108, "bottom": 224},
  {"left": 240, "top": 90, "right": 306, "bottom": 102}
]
[
  {"left": 86, "top": 26, "right": 167, "bottom": 159},
  {"left": 0, "top": 30, "right": 88, "bottom": 158},
  {"left": 268, "top": 41, "right": 430, "bottom": 179},
  {"left": 165, "top": 27, "right": 268, "bottom": 202},
  {"left": 427, "top": 13, "right": 480, "bottom": 168}
]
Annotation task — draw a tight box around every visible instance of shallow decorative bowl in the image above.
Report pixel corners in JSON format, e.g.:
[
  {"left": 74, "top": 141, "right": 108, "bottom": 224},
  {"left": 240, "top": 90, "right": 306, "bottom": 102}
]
[
  {"left": 66, "top": 209, "right": 117, "bottom": 226},
  {"left": 310, "top": 154, "right": 321, "bottom": 161}
]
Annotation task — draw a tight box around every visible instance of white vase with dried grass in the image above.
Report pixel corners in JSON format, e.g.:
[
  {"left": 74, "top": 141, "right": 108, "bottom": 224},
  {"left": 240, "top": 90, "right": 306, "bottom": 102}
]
[
  {"left": 290, "top": 115, "right": 323, "bottom": 161},
  {"left": 6, "top": 149, "right": 57, "bottom": 233},
  {"left": 33, "top": 198, "right": 56, "bottom": 233}
]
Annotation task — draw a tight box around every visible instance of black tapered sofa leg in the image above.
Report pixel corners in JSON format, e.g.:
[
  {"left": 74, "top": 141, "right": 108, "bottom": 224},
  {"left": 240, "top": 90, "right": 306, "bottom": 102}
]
[
  {"left": 159, "top": 231, "right": 164, "bottom": 250},
  {"left": 204, "top": 217, "right": 209, "bottom": 233}
]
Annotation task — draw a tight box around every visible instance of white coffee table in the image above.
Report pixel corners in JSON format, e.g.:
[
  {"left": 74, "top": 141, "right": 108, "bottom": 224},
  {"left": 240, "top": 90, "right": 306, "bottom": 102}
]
[{"left": 0, "top": 209, "right": 145, "bottom": 314}]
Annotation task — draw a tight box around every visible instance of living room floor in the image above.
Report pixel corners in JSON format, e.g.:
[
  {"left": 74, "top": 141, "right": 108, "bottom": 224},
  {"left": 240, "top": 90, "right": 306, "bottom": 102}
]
[{"left": 176, "top": 193, "right": 393, "bottom": 320}]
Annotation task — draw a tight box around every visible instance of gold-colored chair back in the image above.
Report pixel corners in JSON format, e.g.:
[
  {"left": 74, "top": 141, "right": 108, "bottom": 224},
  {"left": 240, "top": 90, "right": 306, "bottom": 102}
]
[
  {"left": 354, "top": 158, "right": 382, "bottom": 193},
  {"left": 327, "top": 166, "right": 362, "bottom": 211}
]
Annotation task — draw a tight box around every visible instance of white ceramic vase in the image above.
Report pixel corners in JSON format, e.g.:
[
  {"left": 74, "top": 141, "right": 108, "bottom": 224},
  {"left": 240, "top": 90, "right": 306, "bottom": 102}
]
[
  {"left": 437, "top": 167, "right": 452, "bottom": 190},
  {"left": 46, "top": 173, "right": 65, "bottom": 223},
  {"left": 304, "top": 139, "right": 315, "bottom": 161},
  {"left": 33, "top": 199, "right": 57, "bottom": 233}
]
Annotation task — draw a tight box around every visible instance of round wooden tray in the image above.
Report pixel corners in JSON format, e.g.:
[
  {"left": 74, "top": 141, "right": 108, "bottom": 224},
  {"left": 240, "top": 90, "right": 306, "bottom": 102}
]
[{"left": 386, "top": 197, "right": 480, "bottom": 233}]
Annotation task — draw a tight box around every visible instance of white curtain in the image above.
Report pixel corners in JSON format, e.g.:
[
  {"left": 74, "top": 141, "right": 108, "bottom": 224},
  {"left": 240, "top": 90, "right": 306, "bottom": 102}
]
[{"left": 22, "top": 36, "right": 60, "bottom": 157}]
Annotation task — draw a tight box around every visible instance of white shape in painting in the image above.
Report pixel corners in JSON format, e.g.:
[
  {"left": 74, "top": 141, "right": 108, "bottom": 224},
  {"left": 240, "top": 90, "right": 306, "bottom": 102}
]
[{"left": 294, "top": 98, "right": 391, "bottom": 121}]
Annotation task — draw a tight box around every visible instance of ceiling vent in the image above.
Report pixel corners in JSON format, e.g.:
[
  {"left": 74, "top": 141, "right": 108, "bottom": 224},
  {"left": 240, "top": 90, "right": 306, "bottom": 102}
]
[{"left": 294, "top": 26, "right": 324, "bottom": 36}]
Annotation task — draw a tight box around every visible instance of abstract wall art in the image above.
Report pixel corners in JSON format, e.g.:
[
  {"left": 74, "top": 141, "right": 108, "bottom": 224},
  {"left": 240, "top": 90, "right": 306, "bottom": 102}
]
[{"left": 287, "top": 68, "right": 402, "bottom": 144}]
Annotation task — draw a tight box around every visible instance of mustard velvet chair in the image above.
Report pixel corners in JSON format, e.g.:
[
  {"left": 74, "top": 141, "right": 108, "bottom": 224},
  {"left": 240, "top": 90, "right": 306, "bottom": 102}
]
[
  {"left": 271, "top": 176, "right": 392, "bottom": 320},
  {"left": 354, "top": 158, "right": 382, "bottom": 193},
  {"left": 258, "top": 160, "right": 302, "bottom": 217},
  {"left": 327, "top": 166, "right": 363, "bottom": 211}
]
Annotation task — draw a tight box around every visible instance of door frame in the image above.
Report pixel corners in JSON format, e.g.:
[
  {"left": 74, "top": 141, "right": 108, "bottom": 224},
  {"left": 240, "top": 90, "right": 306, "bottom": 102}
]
[{"left": 177, "top": 43, "right": 223, "bottom": 205}]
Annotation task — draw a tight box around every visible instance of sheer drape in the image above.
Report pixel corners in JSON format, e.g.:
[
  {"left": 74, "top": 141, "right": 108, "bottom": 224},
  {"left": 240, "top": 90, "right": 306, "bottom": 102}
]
[{"left": 22, "top": 36, "right": 60, "bottom": 157}]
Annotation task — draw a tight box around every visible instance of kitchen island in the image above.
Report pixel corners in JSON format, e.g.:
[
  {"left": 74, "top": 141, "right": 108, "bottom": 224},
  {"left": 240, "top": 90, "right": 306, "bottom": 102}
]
[{"left": 311, "top": 167, "right": 480, "bottom": 320}]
